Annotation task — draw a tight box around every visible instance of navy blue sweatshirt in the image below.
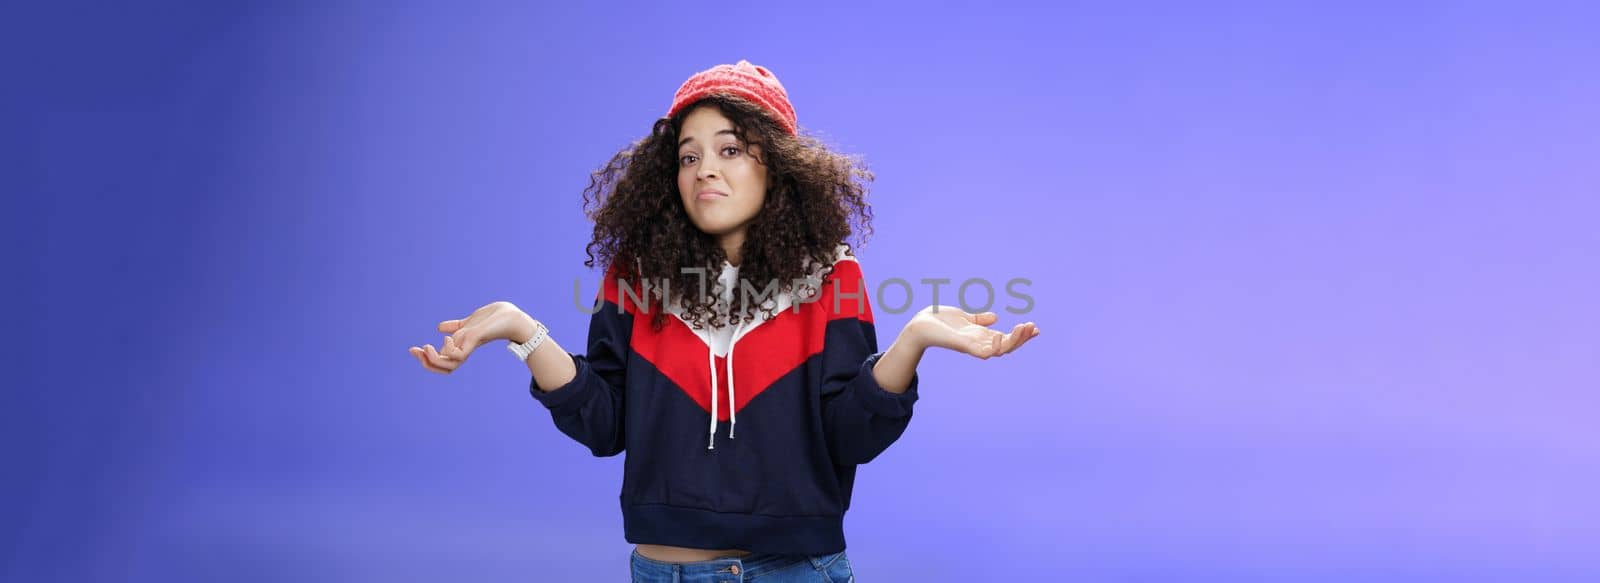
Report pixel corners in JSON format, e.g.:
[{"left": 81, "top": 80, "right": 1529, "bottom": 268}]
[{"left": 528, "top": 245, "right": 920, "bottom": 555}]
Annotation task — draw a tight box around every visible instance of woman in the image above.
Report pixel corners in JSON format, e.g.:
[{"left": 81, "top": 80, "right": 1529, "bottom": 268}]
[{"left": 410, "top": 60, "right": 1040, "bottom": 582}]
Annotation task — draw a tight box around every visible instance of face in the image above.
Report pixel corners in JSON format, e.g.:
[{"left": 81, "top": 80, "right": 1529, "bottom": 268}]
[{"left": 677, "top": 105, "right": 767, "bottom": 242}]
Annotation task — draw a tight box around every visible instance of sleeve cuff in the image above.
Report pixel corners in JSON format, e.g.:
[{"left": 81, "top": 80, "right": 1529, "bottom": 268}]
[
  {"left": 529, "top": 352, "right": 593, "bottom": 415},
  {"left": 852, "top": 351, "right": 920, "bottom": 418}
]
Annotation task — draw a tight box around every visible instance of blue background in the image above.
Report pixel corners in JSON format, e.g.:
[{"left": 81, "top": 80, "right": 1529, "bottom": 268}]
[{"left": 6, "top": 1, "right": 1597, "bottom": 581}]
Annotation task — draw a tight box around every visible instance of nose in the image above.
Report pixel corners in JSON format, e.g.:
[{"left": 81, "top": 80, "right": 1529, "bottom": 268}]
[{"left": 696, "top": 157, "right": 720, "bottom": 181}]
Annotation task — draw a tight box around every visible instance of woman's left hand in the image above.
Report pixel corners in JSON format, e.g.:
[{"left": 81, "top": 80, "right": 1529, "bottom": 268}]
[{"left": 905, "top": 305, "right": 1040, "bottom": 359}]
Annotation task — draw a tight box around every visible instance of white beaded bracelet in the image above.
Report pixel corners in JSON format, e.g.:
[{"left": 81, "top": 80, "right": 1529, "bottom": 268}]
[{"left": 507, "top": 320, "right": 548, "bottom": 361}]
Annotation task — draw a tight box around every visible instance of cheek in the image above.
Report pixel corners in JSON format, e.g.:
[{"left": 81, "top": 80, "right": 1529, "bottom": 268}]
[
  {"left": 745, "top": 169, "right": 768, "bottom": 207},
  {"left": 677, "top": 170, "right": 695, "bottom": 200},
  {"left": 736, "top": 162, "right": 766, "bottom": 195}
]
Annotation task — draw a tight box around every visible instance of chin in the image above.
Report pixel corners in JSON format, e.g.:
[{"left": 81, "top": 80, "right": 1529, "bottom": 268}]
[
  {"left": 689, "top": 216, "right": 752, "bottom": 237},
  {"left": 694, "top": 224, "right": 739, "bottom": 237}
]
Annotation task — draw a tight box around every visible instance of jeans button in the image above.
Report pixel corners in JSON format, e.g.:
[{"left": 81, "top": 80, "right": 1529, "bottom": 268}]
[{"left": 729, "top": 564, "right": 740, "bottom": 575}]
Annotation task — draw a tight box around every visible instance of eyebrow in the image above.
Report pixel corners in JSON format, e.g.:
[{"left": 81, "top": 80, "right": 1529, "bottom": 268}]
[{"left": 679, "top": 129, "right": 739, "bottom": 148}]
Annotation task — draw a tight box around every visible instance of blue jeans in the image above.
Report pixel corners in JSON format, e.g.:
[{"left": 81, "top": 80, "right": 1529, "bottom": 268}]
[{"left": 629, "top": 548, "right": 855, "bottom": 582}]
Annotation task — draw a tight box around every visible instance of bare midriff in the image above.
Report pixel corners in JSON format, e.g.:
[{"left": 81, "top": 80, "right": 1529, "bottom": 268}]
[{"left": 635, "top": 544, "right": 753, "bottom": 563}]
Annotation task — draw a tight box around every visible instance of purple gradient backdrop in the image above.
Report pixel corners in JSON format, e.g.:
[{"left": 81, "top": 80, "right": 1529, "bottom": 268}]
[{"left": 6, "top": 1, "right": 1598, "bottom": 581}]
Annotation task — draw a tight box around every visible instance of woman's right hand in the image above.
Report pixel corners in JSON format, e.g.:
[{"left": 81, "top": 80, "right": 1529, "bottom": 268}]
[{"left": 409, "top": 301, "right": 536, "bottom": 374}]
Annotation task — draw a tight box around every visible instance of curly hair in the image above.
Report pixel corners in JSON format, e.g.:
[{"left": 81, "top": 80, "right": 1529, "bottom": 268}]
[{"left": 581, "top": 94, "right": 874, "bottom": 331}]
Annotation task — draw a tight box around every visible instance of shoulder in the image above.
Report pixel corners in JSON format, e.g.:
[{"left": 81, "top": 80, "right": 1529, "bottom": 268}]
[
  {"left": 811, "top": 243, "right": 862, "bottom": 280},
  {"left": 798, "top": 244, "right": 867, "bottom": 296},
  {"left": 597, "top": 259, "right": 651, "bottom": 314},
  {"left": 812, "top": 244, "right": 873, "bottom": 322}
]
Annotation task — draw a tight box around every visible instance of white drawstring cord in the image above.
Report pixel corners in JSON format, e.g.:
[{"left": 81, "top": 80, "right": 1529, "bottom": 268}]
[
  {"left": 727, "top": 321, "right": 740, "bottom": 440},
  {"left": 706, "top": 267, "right": 749, "bottom": 450},
  {"left": 707, "top": 343, "right": 718, "bottom": 450},
  {"left": 706, "top": 315, "right": 747, "bottom": 449}
]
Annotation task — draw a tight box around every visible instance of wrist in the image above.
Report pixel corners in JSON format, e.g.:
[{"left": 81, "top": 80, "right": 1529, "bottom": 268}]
[
  {"left": 507, "top": 317, "right": 549, "bottom": 362},
  {"left": 894, "top": 321, "right": 932, "bottom": 356},
  {"left": 510, "top": 312, "right": 538, "bottom": 344}
]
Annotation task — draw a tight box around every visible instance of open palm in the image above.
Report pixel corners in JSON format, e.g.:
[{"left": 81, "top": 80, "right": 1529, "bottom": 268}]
[
  {"left": 407, "top": 300, "right": 531, "bottom": 374},
  {"left": 908, "top": 305, "right": 1040, "bottom": 359}
]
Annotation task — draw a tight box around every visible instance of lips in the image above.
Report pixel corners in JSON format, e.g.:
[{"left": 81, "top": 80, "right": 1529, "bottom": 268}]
[{"left": 696, "top": 190, "right": 728, "bottom": 200}]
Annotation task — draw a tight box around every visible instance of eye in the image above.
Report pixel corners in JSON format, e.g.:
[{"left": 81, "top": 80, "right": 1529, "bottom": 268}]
[
  {"left": 721, "top": 146, "right": 741, "bottom": 157},
  {"left": 679, "top": 154, "right": 697, "bottom": 166}
]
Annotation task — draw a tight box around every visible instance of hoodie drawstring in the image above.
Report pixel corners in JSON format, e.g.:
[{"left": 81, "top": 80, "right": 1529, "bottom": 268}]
[
  {"left": 707, "top": 317, "right": 746, "bottom": 450},
  {"left": 727, "top": 333, "right": 738, "bottom": 440},
  {"left": 707, "top": 344, "right": 718, "bottom": 450}
]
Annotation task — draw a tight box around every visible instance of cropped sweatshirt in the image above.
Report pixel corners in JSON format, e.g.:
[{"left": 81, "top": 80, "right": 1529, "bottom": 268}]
[{"left": 528, "top": 245, "right": 920, "bottom": 555}]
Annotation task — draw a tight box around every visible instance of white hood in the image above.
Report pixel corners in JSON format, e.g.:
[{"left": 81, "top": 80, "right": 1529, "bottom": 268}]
[{"left": 663, "top": 245, "right": 845, "bottom": 450}]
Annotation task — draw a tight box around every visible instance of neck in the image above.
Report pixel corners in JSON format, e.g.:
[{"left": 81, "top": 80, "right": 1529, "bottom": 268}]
[{"left": 719, "top": 231, "right": 744, "bottom": 267}]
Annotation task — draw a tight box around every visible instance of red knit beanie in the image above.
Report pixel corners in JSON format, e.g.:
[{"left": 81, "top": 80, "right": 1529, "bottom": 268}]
[{"left": 666, "top": 59, "right": 798, "bottom": 136}]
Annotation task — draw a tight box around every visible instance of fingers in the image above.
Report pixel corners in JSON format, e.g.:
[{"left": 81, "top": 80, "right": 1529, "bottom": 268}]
[
  {"left": 449, "top": 327, "right": 481, "bottom": 356},
  {"left": 997, "top": 322, "right": 1041, "bottom": 357},
  {"left": 441, "top": 335, "right": 473, "bottom": 361},
  {"left": 409, "top": 346, "right": 450, "bottom": 374},
  {"left": 425, "top": 343, "right": 457, "bottom": 371},
  {"left": 410, "top": 343, "right": 460, "bottom": 374},
  {"left": 966, "top": 329, "right": 1003, "bottom": 360},
  {"left": 419, "top": 309, "right": 492, "bottom": 374},
  {"left": 962, "top": 321, "right": 1040, "bottom": 360},
  {"left": 963, "top": 310, "right": 998, "bottom": 326},
  {"left": 1021, "top": 323, "right": 1041, "bottom": 347},
  {"left": 994, "top": 323, "right": 1025, "bottom": 357}
]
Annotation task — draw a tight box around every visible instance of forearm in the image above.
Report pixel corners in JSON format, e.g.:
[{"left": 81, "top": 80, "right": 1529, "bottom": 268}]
[
  {"left": 513, "top": 317, "right": 578, "bottom": 392},
  {"left": 871, "top": 324, "right": 926, "bottom": 394}
]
